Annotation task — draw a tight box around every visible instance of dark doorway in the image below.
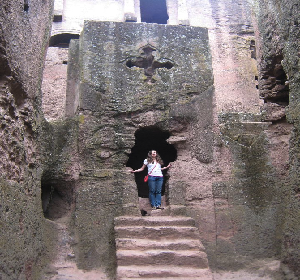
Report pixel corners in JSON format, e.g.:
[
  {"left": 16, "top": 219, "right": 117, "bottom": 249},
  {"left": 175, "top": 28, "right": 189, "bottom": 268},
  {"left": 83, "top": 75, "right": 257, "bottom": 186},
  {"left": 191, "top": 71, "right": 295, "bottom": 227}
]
[
  {"left": 41, "top": 175, "right": 74, "bottom": 220},
  {"left": 126, "top": 126, "right": 177, "bottom": 198},
  {"left": 140, "top": 0, "right": 169, "bottom": 24}
]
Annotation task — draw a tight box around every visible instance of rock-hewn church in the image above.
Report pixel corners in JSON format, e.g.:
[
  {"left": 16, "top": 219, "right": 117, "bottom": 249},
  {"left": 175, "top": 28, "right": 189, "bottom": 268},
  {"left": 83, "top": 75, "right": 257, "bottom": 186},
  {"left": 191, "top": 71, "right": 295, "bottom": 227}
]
[{"left": 0, "top": 0, "right": 299, "bottom": 279}]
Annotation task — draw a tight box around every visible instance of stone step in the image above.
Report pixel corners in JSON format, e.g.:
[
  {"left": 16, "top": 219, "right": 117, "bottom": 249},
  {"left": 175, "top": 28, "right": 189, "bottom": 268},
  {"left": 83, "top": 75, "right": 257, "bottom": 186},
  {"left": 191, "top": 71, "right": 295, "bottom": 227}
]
[
  {"left": 116, "top": 249, "right": 209, "bottom": 268},
  {"left": 116, "top": 238, "right": 205, "bottom": 251},
  {"left": 115, "top": 215, "right": 213, "bottom": 280},
  {"left": 117, "top": 265, "right": 213, "bottom": 279},
  {"left": 115, "top": 216, "right": 195, "bottom": 227},
  {"left": 115, "top": 226, "right": 200, "bottom": 240},
  {"left": 118, "top": 277, "right": 212, "bottom": 280}
]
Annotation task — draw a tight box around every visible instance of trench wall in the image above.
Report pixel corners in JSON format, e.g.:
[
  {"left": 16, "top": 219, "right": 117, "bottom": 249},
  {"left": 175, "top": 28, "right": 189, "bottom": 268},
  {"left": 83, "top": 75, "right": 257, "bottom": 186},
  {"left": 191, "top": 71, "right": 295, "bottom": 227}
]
[
  {"left": 0, "top": 0, "right": 55, "bottom": 279},
  {"left": 253, "top": 0, "right": 300, "bottom": 277}
]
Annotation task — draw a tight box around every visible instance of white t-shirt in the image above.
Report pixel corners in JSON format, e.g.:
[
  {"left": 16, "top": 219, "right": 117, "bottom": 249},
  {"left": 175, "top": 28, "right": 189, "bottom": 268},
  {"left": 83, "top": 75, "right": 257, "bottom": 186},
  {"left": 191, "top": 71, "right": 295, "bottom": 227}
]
[{"left": 144, "top": 159, "right": 163, "bottom": 177}]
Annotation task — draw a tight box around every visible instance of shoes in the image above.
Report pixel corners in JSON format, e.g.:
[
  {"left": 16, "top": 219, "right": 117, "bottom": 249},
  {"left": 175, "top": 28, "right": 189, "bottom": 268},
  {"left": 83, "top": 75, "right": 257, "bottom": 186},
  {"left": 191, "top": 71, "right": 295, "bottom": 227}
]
[{"left": 151, "top": 205, "right": 164, "bottom": 210}]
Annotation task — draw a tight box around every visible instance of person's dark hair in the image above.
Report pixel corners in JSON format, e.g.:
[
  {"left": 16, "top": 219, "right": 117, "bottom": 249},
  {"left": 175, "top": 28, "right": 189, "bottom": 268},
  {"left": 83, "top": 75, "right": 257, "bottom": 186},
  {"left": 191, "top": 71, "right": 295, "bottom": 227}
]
[{"left": 147, "top": 150, "right": 164, "bottom": 165}]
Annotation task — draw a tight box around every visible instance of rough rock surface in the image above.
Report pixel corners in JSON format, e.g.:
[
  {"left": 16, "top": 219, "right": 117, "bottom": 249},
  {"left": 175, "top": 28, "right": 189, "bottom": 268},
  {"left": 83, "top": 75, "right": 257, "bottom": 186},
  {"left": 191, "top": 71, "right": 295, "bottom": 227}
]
[
  {"left": 66, "top": 21, "right": 213, "bottom": 277},
  {"left": 255, "top": 0, "right": 300, "bottom": 278},
  {"left": 1, "top": 0, "right": 300, "bottom": 280},
  {"left": 115, "top": 215, "right": 213, "bottom": 279},
  {"left": 42, "top": 47, "right": 68, "bottom": 121},
  {"left": 0, "top": 0, "right": 55, "bottom": 279}
]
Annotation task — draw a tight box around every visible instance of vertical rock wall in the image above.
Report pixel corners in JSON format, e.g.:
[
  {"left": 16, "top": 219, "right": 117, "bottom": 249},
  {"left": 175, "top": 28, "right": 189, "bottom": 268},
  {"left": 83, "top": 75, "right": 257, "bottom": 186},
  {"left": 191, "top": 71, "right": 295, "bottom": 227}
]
[
  {"left": 0, "top": 0, "right": 299, "bottom": 279},
  {"left": 0, "top": 1, "right": 55, "bottom": 279},
  {"left": 182, "top": 0, "right": 286, "bottom": 272},
  {"left": 67, "top": 21, "right": 214, "bottom": 276},
  {"left": 42, "top": 47, "right": 68, "bottom": 121},
  {"left": 254, "top": 0, "right": 300, "bottom": 278},
  {"left": 46, "top": 1, "right": 299, "bottom": 277}
]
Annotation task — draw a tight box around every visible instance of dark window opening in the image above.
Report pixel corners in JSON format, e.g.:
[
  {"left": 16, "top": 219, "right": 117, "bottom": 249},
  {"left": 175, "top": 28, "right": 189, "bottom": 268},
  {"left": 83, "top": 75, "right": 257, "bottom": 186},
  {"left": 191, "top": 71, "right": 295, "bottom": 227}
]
[
  {"left": 62, "top": 60, "right": 68, "bottom": 65},
  {"left": 53, "top": 14, "right": 63, "bottom": 22},
  {"left": 250, "top": 40, "right": 256, "bottom": 59},
  {"left": 140, "top": 0, "right": 169, "bottom": 24},
  {"left": 49, "top": 33, "right": 80, "bottom": 47},
  {"left": 126, "top": 126, "right": 177, "bottom": 198},
  {"left": 41, "top": 176, "right": 74, "bottom": 220},
  {"left": 24, "top": 0, "right": 29, "bottom": 12}
]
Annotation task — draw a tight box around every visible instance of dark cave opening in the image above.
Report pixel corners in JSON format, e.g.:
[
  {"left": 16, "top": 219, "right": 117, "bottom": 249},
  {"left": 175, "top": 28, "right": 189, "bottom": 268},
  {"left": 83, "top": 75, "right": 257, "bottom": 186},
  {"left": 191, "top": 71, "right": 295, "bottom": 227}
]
[
  {"left": 41, "top": 177, "right": 74, "bottom": 220},
  {"left": 140, "top": 0, "right": 169, "bottom": 24},
  {"left": 260, "top": 55, "right": 289, "bottom": 105},
  {"left": 126, "top": 126, "right": 177, "bottom": 198}
]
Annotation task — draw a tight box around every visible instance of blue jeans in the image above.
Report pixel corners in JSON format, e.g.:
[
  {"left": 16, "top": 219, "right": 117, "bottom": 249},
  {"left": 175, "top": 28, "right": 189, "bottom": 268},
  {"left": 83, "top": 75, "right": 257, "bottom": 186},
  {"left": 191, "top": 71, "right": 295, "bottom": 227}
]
[{"left": 148, "top": 176, "right": 163, "bottom": 207}]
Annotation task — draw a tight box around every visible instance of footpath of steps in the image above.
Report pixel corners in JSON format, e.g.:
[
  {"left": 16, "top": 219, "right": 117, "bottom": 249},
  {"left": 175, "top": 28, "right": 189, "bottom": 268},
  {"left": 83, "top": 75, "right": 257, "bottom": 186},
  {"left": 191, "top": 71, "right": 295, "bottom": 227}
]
[{"left": 114, "top": 215, "right": 213, "bottom": 280}]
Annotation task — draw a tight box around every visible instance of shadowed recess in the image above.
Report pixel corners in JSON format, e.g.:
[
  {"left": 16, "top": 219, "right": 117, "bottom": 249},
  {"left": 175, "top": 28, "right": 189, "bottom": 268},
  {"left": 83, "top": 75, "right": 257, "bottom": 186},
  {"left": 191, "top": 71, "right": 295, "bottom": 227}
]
[
  {"left": 49, "top": 33, "right": 80, "bottom": 47},
  {"left": 140, "top": 0, "right": 169, "bottom": 24},
  {"left": 126, "top": 126, "right": 177, "bottom": 198},
  {"left": 41, "top": 175, "right": 74, "bottom": 220}
]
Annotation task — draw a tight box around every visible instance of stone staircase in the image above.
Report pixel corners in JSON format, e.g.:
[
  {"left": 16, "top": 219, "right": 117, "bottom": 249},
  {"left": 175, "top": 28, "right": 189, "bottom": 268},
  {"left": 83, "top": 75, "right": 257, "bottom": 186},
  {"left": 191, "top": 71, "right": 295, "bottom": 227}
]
[{"left": 114, "top": 215, "right": 213, "bottom": 280}]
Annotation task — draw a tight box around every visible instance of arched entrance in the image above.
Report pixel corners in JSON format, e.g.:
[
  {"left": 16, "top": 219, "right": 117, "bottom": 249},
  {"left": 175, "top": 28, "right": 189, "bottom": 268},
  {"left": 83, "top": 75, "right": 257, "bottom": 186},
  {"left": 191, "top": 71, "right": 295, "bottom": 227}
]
[{"left": 126, "top": 126, "right": 177, "bottom": 202}]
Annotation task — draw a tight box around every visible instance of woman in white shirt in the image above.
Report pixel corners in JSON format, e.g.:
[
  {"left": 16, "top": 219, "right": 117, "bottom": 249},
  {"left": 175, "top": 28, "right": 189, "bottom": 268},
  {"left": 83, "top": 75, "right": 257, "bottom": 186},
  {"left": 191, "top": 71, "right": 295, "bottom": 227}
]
[{"left": 131, "top": 150, "right": 171, "bottom": 209}]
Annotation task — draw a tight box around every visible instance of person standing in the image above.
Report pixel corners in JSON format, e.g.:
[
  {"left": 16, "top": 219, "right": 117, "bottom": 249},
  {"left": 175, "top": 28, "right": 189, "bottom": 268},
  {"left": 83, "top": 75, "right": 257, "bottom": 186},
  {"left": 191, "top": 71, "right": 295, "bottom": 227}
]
[{"left": 131, "top": 150, "right": 171, "bottom": 209}]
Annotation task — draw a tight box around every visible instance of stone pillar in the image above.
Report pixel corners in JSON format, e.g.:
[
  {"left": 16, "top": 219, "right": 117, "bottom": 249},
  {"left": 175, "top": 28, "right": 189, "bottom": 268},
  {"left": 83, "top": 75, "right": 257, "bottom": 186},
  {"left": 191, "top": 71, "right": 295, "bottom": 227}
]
[
  {"left": 178, "top": 0, "right": 190, "bottom": 26},
  {"left": 124, "top": 0, "right": 137, "bottom": 22}
]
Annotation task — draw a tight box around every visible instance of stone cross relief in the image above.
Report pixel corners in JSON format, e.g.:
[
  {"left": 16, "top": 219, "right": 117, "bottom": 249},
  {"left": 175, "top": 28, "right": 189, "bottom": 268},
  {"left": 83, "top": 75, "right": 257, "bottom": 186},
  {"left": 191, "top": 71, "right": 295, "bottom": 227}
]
[{"left": 125, "top": 45, "right": 174, "bottom": 83}]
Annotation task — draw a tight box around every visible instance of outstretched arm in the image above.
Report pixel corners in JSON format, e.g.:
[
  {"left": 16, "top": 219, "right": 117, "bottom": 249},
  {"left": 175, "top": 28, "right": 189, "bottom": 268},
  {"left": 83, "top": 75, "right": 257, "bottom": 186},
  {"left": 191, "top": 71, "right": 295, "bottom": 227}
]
[
  {"left": 131, "top": 164, "right": 146, "bottom": 173},
  {"left": 161, "top": 163, "right": 171, "bottom": 171}
]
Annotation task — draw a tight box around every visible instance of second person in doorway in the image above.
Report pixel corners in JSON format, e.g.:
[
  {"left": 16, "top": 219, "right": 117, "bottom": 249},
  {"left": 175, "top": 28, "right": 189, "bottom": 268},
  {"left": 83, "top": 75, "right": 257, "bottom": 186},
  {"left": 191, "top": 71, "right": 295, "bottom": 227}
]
[{"left": 131, "top": 150, "right": 171, "bottom": 209}]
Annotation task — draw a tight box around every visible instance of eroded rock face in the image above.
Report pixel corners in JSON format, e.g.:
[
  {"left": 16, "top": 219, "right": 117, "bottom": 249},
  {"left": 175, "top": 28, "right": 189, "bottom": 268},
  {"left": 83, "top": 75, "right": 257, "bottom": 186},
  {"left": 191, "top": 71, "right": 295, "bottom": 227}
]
[
  {"left": 66, "top": 21, "right": 213, "bottom": 275},
  {"left": 255, "top": 0, "right": 300, "bottom": 278},
  {"left": 1, "top": 1, "right": 299, "bottom": 279},
  {"left": 0, "top": 0, "right": 55, "bottom": 279},
  {"left": 48, "top": 11, "right": 298, "bottom": 278},
  {"left": 42, "top": 47, "right": 68, "bottom": 121}
]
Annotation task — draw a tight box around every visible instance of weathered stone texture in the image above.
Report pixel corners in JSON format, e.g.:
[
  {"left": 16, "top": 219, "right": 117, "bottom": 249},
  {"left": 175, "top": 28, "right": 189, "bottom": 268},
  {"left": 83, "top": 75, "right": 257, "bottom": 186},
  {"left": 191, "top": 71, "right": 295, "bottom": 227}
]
[
  {"left": 1, "top": 1, "right": 300, "bottom": 279},
  {"left": 79, "top": 22, "right": 212, "bottom": 112},
  {"left": 66, "top": 21, "right": 214, "bottom": 276},
  {"left": 212, "top": 113, "right": 284, "bottom": 270},
  {"left": 42, "top": 47, "right": 68, "bottom": 121},
  {"left": 66, "top": 39, "right": 80, "bottom": 117},
  {"left": 206, "top": 0, "right": 262, "bottom": 113},
  {"left": 0, "top": 0, "right": 55, "bottom": 279},
  {"left": 255, "top": 0, "right": 300, "bottom": 278}
]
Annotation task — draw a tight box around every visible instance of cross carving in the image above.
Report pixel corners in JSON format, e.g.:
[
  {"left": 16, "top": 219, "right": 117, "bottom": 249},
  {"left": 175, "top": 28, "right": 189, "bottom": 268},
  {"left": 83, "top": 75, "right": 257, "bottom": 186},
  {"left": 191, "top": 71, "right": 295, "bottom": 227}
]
[{"left": 125, "top": 45, "right": 174, "bottom": 83}]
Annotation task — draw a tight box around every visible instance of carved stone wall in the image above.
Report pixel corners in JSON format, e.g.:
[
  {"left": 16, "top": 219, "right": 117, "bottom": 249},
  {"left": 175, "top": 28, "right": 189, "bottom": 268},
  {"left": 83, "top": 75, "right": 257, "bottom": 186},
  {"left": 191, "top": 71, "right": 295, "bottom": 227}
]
[
  {"left": 254, "top": 0, "right": 300, "bottom": 278},
  {"left": 0, "top": 0, "right": 55, "bottom": 279},
  {"left": 42, "top": 47, "right": 68, "bottom": 121},
  {"left": 1, "top": 0, "right": 300, "bottom": 279},
  {"left": 66, "top": 21, "right": 213, "bottom": 275},
  {"left": 44, "top": 0, "right": 261, "bottom": 121},
  {"left": 42, "top": 1, "right": 298, "bottom": 278}
]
